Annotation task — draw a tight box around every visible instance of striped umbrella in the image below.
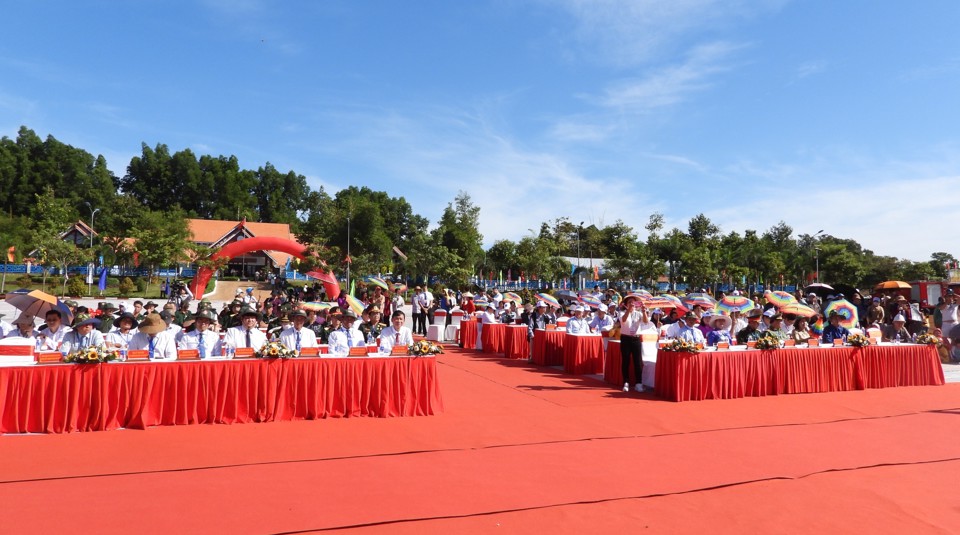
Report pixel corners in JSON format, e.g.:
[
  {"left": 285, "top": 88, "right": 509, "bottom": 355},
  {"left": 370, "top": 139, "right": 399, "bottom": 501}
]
[
  {"left": 641, "top": 297, "right": 677, "bottom": 309},
  {"left": 344, "top": 294, "right": 365, "bottom": 316},
  {"left": 681, "top": 292, "right": 716, "bottom": 309},
  {"left": 824, "top": 298, "right": 859, "bottom": 329},
  {"left": 301, "top": 301, "right": 335, "bottom": 312},
  {"left": 536, "top": 293, "right": 560, "bottom": 308},
  {"left": 393, "top": 282, "right": 408, "bottom": 292},
  {"left": 779, "top": 302, "right": 816, "bottom": 317},
  {"left": 810, "top": 316, "right": 825, "bottom": 335},
  {"left": 364, "top": 276, "right": 389, "bottom": 290},
  {"left": 503, "top": 292, "right": 523, "bottom": 303},
  {"left": 764, "top": 290, "right": 797, "bottom": 308},
  {"left": 655, "top": 294, "right": 687, "bottom": 311},
  {"left": 579, "top": 295, "right": 603, "bottom": 309},
  {"left": 715, "top": 295, "right": 756, "bottom": 315}
]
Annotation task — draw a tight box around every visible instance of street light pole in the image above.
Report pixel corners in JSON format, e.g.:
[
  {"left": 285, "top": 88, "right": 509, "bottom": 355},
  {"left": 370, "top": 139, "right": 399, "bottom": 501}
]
[
  {"left": 813, "top": 230, "right": 824, "bottom": 283},
  {"left": 84, "top": 202, "right": 100, "bottom": 295},
  {"left": 346, "top": 211, "right": 351, "bottom": 294},
  {"left": 576, "top": 222, "right": 583, "bottom": 290}
]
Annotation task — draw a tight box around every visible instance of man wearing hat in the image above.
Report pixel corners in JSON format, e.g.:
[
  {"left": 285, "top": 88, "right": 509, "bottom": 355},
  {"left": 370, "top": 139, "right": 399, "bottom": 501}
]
[
  {"left": 174, "top": 300, "right": 192, "bottom": 327},
  {"left": 38, "top": 309, "right": 72, "bottom": 351},
  {"left": 674, "top": 311, "right": 706, "bottom": 345},
  {"left": 178, "top": 309, "right": 222, "bottom": 358},
  {"left": 736, "top": 309, "right": 764, "bottom": 344},
  {"left": 60, "top": 313, "right": 105, "bottom": 354},
  {"left": 765, "top": 312, "right": 789, "bottom": 341},
  {"left": 224, "top": 306, "right": 268, "bottom": 351},
  {"left": 4, "top": 312, "right": 39, "bottom": 342},
  {"left": 589, "top": 305, "right": 614, "bottom": 334},
  {"left": 280, "top": 310, "right": 318, "bottom": 354},
  {"left": 105, "top": 312, "right": 138, "bottom": 350},
  {"left": 63, "top": 299, "right": 79, "bottom": 318},
  {"left": 820, "top": 311, "right": 851, "bottom": 344},
  {"left": 98, "top": 302, "right": 119, "bottom": 334},
  {"left": 359, "top": 305, "right": 386, "bottom": 343},
  {"left": 129, "top": 313, "right": 177, "bottom": 360},
  {"left": 159, "top": 310, "right": 183, "bottom": 341},
  {"left": 218, "top": 298, "right": 243, "bottom": 329},
  {"left": 565, "top": 305, "right": 590, "bottom": 334},
  {"left": 142, "top": 301, "right": 159, "bottom": 320},
  {"left": 319, "top": 307, "right": 343, "bottom": 344},
  {"left": 328, "top": 309, "right": 365, "bottom": 356},
  {"left": 882, "top": 314, "right": 912, "bottom": 343}
]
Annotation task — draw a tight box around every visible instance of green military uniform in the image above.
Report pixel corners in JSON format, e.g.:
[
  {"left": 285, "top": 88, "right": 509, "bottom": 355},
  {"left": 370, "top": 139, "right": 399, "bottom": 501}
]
[{"left": 98, "top": 303, "right": 119, "bottom": 334}]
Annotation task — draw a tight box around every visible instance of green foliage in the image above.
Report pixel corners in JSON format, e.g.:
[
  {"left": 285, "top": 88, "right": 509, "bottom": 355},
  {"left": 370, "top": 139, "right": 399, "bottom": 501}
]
[
  {"left": 135, "top": 277, "right": 147, "bottom": 292},
  {"left": 16, "top": 274, "right": 33, "bottom": 287},
  {"left": 131, "top": 208, "right": 192, "bottom": 272},
  {"left": 118, "top": 277, "right": 135, "bottom": 297},
  {"left": 66, "top": 275, "right": 86, "bottom": 297}
]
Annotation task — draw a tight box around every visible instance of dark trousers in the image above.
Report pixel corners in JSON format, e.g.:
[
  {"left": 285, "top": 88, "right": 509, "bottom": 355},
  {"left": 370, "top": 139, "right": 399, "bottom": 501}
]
[
  {"left": 620, "top": 334, "right": 643, "bottom": 386},
  {"left": 414, "top": 312, "right": 427, "bottom": 335}
]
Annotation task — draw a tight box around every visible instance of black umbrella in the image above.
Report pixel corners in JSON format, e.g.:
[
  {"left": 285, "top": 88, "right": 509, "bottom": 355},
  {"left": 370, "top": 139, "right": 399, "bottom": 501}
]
[{"left": 804, "top": 283, "right": 834, "bottom": 298}]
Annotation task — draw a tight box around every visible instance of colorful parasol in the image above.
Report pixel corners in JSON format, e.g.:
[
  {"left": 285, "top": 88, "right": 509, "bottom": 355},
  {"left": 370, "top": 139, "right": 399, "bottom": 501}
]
[
  {"left": 715, "top": 295, "right": 756, "bottom": 314},
  {"left": 764, "top": 290, "right": 797, "bottom": 308},
  {"left": 779, "top": 302, "right": 816, "bottom": 317},
  {"left": 655, "top": 294, "right": 687, "bottom": 311},
  {"left": 632, "top": 289, "right": 653, "bottom": 298},
  {"left": 579, "top": 295, "right": 603, "bottom": 309},
  {"left": 641, "top": 297, "right": 677, "bottom": 309},
  {"left": 536, "top": 293, "right": 561, "bottom": 308},
  {"left": 824, "top": 298, "right": 859, "bottom": 329},
  {"left": 5, "top": 288, "right": 74, "bottom": 324},
  {"left": 364, "top": 276, "right": 389, "bottom": 290},
  {"left": 344, "top": 294, "right": 365, "bottom": 316},
  {"left": 681, "top": 292, "right": 716, "bottom": 309},
  {"left": 810, "top": 316, "right": 825, "bottom": 335},
  {"left": 301, "top": 301, "right": 336, "bottom": 312},
  {"left": 503, "top": 292, "right": 523, "bottom": 303},
  {"left": 393, "top": 282, "right": 408, "bottom": 293}
]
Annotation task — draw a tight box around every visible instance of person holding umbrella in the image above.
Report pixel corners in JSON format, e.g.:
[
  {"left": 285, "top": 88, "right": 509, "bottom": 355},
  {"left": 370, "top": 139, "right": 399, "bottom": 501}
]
[{"left": 5, "top": 313, "right": 40, "bottom": 343}]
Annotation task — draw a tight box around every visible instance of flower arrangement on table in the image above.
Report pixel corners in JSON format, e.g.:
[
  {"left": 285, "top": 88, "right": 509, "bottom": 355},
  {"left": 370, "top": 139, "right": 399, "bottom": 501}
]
[
  {"left": 408, "top": 340, "right": 443, "bottom": 356},
  {"left": 847, "top": 333, "right": 871, "bottom": 347},
  {"left": 914, "top": 332, "right": 940, "bottom": 345},
  {"left": 753, "top": 333, "right": 782, "bottom": 350},
  {"left": 255, "top": 341, "right": 297, "bottom": 359},
  {"left": 659, "top": 338, "right": 700, "bottom": 353},
  {"left": 64, "top": 345, "right": 119, "bottom": 364}
]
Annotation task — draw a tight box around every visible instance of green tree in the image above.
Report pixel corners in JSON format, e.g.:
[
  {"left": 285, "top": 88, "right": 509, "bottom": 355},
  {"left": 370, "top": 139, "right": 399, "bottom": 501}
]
[
  {"left": 131, "top": 209, "right": 192, "bottom": 280},
  {"left": 432, "top": 191, "right": 483, "bottom": 274}
]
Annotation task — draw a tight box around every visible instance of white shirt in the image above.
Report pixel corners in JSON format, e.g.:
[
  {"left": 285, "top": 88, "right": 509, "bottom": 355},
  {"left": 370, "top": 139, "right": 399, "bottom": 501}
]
[
  {"left": 589, "top": 314, "right": 614, "bottom": 333},
  {"left": 0, "top": 320, "right": 15, "bottom": 338},
  {"left": 39, "top": 325, "right": 72, "bottom": 351},
  {"left": 620, "top": 310, "right": 653, "bottom": 337},
  {"left": 279, "top": 327, "right": 318, "bottom": 352},
  {"left": 129, "top": 331, "right": 178, "bottom": 360},
  {"left": 224, "top": 326, "right": 268, "bottom": 350},
  {"left": 566, "top": 316, "right": 591, "bottom": 335},
  {"left": 105, "top": 330, "right": 137, "bottom": 349},
  {"left": 676, "top": 324, "right": 706, "bottom": 344},
  {"left": 60, "top": 329, "right": 106, "bottom": 355},
  {"left": 378, "top": 325, "right": 413, "bottom": 353},
  {"left": 327, "top": 326, "right": 365, "bottom": 356},
  {"left": 178, "top": 330, "right": 222, "bottom": 358}
]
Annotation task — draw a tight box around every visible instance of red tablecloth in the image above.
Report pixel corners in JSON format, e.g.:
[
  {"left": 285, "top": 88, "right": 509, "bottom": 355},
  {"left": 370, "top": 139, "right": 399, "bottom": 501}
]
[
  {"left": 655, "top": 344, "right": 944, "bottom": 402},
  {"left": 504, "top": 324, "right": 529, "bottom": 359},
  {"left": 563, "top": 334, "right": 604, "bottom": 374},
  {"left": 459, "top": 320, "right": 478, "bottom": 348},
  {"left": 604, "top": 340, "right": 632, "bottom": 386},
  {"left": 532, "top": 330, "right": 565, "bottom": 366},
  {"left": 481, "top": 323, "right": 506, "bottom": 354},
  {"left": 0, "top": 357, "right": 444, "bottom": 434}
]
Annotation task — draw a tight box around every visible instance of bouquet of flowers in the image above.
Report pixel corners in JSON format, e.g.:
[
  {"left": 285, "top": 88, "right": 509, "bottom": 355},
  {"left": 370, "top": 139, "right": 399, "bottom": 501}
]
[
  {"left": 753, "top": 333, "right": 782, "bottom": 350},
  {"left": 660, "top": 338, "right": 700, "bottom": 353},
  {"left": 408, "top": 340, "right": 443, "bottom": 356},
  {"left": 847, "top": 333, "right": 871, "bottom": 347},
  {"left": 914, "top": 332, "right": 940, "bottom": 345},
  {"left": 255, "top": 341, "right": 297, "bottom": 359},
  {"left": 64, "top": 345, "right": 119, "bottom": 364}
]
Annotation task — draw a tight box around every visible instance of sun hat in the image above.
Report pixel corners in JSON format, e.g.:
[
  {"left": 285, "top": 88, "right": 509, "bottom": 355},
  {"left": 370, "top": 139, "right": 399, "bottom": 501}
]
[
  {"left": 536, "top": 301, "right": 547, "bottom": 308},
  {"left": 72, "top": 313, "right": 101, "bottom": 328},
  {"left": 238, "top": 306, "right": 261, "bottom": 320},
  {"left": 763, "top": 308, "right": 777, "bottom": 317},
  {"left": 193, "top": 309, "right": 218, "bottom": 323},
  {"left": 746, "top": 308, "right": 763, "bottom": 319},
  {"left": 112, "top": 312, "right": 139, "bottom": 329},
  {"left": 101, "top": 302, "right": 118, "bottom": 312},
  {"left": 290, "top": 309, "right": 308, "bottom": 319},
  {"left": 342, "top": 309, "right": 358, "bottom": 320},
  {"left": 708, "top": 314, "right": 732, "bottom": 330},
  {"left": 138, "top": 313, "right": 166, "bottom": 335},
  {"left": 682, "top": 311, "right": 698, "bottom": 320},
  {"left": 463, "top": 292, "right": 474, "bottom": 298},
  {"left": 144, "top": 301, "right": 158, "bottom": 309},
  {"left": 893, "top": 314, "right": 906, "bottom": 323}
]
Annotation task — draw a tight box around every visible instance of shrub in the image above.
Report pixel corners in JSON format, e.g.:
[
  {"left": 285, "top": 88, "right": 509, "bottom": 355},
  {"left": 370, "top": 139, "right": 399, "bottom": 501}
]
[
  {"left": 16, "top": 274, "right": 33, "bottom": 288},
  {"left": 66, "top": 276, "right": 86, "bottom": 297},
  {"left": 135, "top": 278, "right": 147, "bottom": 292},
  {"left": 118, "top": 277, "right": 135, "bottom": 297}
]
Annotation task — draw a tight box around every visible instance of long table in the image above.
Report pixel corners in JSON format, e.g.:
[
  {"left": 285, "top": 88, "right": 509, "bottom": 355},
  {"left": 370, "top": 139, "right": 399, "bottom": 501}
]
[
  {"left": 532, "top": 329, "right": 565, "bottom": 366},
  {"left": 0, "top": 356, "right": 444, "bottom": 434},
  {"left": 654, "top": 344, "right": 945, "bottom": 402}
]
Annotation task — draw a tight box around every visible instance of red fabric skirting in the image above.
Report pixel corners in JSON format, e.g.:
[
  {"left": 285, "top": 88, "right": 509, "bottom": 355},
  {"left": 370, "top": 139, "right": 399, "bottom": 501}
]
[
  {"left": 459, "top": 321, "right": 477, "bottom": 348},
  {"left": 563, "top": 334, "right": 604, "bottom": 375},
  {"left": 655, "top": 345, "right": 944, "bottom": 402},
  {"left": 532, "top": 330, "right": 565, "bottom": 366},
  {"left": 504, "top": 325, "right": 529, "bottom": 359},
  {"left": 481, "top": 323, "right": 506, "bottom": 354},
  {"left": 0, "top": 357, "right": 444, "bottom": 434}
]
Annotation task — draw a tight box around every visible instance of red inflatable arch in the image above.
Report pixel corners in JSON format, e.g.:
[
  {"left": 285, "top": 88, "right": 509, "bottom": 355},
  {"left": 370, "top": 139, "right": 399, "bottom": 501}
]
[{"left": 190, "top": 236, "right": 340, "bottom": 299}]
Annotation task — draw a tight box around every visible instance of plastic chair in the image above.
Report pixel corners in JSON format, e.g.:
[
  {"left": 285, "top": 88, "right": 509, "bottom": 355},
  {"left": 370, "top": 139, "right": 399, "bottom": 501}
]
[{"left": 432, "top": 310, "right": 447, "bottom": 325}]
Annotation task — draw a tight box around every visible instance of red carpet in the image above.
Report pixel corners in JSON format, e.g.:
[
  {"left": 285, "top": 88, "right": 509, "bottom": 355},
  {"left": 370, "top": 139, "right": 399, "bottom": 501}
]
[{"left": 2, "top": 346, "right": 959, "bottom": 533}]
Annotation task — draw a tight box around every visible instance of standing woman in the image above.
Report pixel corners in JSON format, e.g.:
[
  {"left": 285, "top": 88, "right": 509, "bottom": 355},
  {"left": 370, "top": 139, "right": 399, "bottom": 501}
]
[{"left": 619, "top": 294, "right": 652, "bottom": 393}]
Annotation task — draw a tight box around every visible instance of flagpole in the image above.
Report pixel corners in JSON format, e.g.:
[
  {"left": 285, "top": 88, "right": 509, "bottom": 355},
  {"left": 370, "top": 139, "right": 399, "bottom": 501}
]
[{"left": 1, "top": 247, "right": 7, "bottom": 294}]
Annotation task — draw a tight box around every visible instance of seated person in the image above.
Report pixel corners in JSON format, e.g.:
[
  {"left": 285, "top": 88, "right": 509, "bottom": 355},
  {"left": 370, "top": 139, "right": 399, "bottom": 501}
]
[
  {"left": 358, "top": 306, "right": 386, "bottom": 344},
  {"left": 735, "top": 309, "right": 764, "bottom": 344},
  {"left": 60, "top": 314, "right": 105, "bottom": 354},
  {"left": 4, "top": 313, "right": 40, "bottom": 345},
  {"left": 674, "top": 311, "right": 706, "bottom": 345},
  {"left": 791, "top": 317, "right": 813, "bottom": 344},
  {"left": 178, "top": 309, "right": 222, "bottom": 358},
  {"left": 881, "top": 314, "right": 912, "bottom": 342},
  {"left": 38, "top": 310, "right": 72, "bottom": 351},
  {"left": 223, "top": 306, "right": 268, "bottom": 351},
  {"left": 279, "top": 310, "right": 319, "bottom": 353},
  {"left": 821, "top": 311, "right": 851, "bottom": 344},
  {"left": 129, "top": 313, "right": 177, "bottom": 360},
  {"left": 705, "top": 314, "right": 733, "bottom": 346},
  {"left": 765, "top": 313, "right": 789, "bottom": 341},
  {"left": 589, "top": 306, "right": 615, "bottom": 334},
  {"left": 378, "top": 310, "right": 414, "bottom": 354},
  {"left": 565, "top": 306, "right": 591, "bottom": 335},
  {"left": 327, "top": 309, "right": 366, "bottom": 356},
  {"left": 105, "top": 312, "right": 138, "bottom": 350}
]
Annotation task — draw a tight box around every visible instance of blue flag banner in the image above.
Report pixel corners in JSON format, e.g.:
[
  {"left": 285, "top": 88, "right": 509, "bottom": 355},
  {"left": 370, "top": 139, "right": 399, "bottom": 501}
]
[{"left": 98, "top": 267, "right": 108, "bottom": 292}]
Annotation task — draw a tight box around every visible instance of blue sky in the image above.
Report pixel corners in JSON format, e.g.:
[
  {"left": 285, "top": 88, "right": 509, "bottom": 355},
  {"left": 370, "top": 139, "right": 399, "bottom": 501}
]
[{"left": 2, "top": 0, "right": 959, "bottom": 261}]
